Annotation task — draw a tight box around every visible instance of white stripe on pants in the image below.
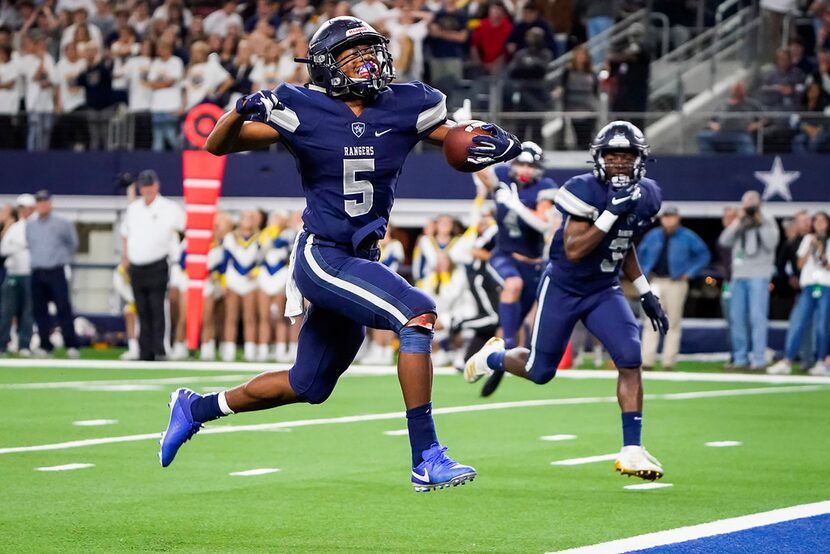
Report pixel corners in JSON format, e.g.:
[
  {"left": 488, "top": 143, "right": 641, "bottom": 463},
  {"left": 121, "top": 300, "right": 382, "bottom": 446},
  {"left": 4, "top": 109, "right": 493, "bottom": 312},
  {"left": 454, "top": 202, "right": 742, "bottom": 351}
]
[{"left": 641, "top": 277, "right": 688, "bottom": 368}]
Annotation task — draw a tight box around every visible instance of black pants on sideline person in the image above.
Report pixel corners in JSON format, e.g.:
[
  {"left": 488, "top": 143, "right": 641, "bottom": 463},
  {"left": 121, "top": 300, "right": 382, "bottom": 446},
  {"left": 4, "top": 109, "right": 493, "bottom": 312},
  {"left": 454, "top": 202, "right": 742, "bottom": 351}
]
[
  {"left": 129, "top": 258, "right": 169, "bottom": 361},
  {"left": 31, "top": 266, "right": 79, "bottom": 352}
]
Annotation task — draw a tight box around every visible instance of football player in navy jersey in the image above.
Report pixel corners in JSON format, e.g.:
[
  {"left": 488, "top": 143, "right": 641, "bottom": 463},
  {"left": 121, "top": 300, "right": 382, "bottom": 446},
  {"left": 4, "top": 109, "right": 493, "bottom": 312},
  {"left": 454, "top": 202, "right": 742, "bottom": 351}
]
[
  {"left": 473, "top": 141, "right": 557, "bottom": 397},
  {"left": 465, "top": 121, "right": 671, "bottom": 481},
  {"left": 159, "top": 17, "right": 522, "bottom": 492}
]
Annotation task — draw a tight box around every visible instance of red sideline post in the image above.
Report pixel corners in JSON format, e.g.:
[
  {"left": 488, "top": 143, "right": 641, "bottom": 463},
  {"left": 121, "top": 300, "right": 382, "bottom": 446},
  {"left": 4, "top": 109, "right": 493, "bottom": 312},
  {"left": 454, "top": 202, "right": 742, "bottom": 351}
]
[
  {"left": 557, "top": 340, "right": 573, "bottom": 370},
  {"left": 182, "top": 104, "right": 226, "bottom": 350}
]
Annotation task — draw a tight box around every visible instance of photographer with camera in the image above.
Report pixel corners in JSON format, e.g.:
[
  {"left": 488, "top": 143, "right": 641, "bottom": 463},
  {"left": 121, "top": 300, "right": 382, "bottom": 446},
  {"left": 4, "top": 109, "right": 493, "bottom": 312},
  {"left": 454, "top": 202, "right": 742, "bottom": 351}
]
[
  {"left": 718, "top": 191, "right": 780, "bottom": 371},
  {"left": 768, "top": 212, "right": 830, "bottom": 376}
]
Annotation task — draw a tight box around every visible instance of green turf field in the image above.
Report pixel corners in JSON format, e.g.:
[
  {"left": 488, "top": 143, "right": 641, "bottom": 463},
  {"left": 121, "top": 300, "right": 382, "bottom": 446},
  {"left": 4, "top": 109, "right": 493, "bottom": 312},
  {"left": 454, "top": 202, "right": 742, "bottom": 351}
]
[{"left": 2, "top": 362, "right": 829, "bottom": 553}]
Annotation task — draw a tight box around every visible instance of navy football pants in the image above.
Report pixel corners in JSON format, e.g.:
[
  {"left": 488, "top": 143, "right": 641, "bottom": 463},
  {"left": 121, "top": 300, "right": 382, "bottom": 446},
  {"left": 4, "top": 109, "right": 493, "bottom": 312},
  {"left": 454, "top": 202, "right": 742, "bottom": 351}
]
[
  {"left": 526, "top": 268, "right": 642, "bottom": 383},
  {"left": 289, "top": 233, "right": 436, "bottom": 403}
]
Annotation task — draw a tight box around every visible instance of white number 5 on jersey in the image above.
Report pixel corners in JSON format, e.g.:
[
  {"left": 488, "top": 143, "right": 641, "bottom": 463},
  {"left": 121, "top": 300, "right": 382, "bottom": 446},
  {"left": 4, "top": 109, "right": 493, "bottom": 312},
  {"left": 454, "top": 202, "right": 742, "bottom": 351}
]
[{"left": 343, "top": 158, "right": 374, "bottom": 217}]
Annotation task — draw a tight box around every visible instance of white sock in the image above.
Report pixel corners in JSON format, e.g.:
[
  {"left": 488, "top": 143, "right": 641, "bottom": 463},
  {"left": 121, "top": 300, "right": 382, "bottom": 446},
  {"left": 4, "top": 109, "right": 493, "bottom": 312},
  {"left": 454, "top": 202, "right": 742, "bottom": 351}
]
[
  {"left": 127, "top": 338, "right": 139, "bottom": 354},
  {"left": 256, "top": 343, "right": 269, "bottom": 362},
  {"left": 217, "top": 391, "right": 234, "bottom": 415},
  {"left": 382, "top": 345, "right": 394, "bottom": 362},
  {"left": 200, "top": 341, "right": 216, "bottom": 360},
  {"left": 287, "top": 342, "right": 298, "bottom": 359},
  {"left": 220, "top": 341, "right": 236, "bottom": 362},
  {"left": 243, "top": 341, "right": 256, "bottom": 361}
]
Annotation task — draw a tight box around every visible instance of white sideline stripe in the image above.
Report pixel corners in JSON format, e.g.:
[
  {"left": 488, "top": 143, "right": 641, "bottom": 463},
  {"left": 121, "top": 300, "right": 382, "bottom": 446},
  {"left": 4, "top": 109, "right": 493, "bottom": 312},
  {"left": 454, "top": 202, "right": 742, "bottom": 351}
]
[
  {"left": 383, "top": 429, "right": 409, "bottom": 436},
  {"left": 73, "top": 419, "right": 118, "bottom": 427},
  {"left": 36, "top": 463, "right": 95, "bottom": 472},
  {"left": 2, "top": 359, "right": 830, "bottom": 385},
  {"left": 1, "top": 384, "right": 822, "bottom": 456},
  {"left": 551, "top": 453, "right": 617, "bottom": 466},
  {"left": 547, "top": 500, "right": 830, "bottom": 554},
  {"left": 705, "top": 441, "right": 742, "bottom": 448},
  {"left": 624, "top": 483, "right": 673, "bottom": 491},
  {"left": 540, "top": 434, "right": 577, "bottom": 442},
  {"left": 0, "top": 374, "right": 252, "bottom": 390},
  {"left": 229, "top": 468, "right": 281, "bottom": 476}
]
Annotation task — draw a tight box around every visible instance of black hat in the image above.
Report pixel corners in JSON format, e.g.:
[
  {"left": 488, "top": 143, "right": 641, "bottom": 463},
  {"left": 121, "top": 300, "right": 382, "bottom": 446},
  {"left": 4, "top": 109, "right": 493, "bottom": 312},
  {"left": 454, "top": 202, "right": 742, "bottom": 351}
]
[
  {"left": 35, "top": 189, "right": 51, "bottom": 201},
  {"left": 136, "top": 169, "right": 159, "bottom": 187}
]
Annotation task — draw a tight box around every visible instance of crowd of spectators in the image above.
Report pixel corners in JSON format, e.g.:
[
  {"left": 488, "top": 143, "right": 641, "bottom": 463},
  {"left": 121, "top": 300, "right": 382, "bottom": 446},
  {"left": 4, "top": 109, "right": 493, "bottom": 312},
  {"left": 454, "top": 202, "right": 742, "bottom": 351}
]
[{"left": 0, "top": 0, "right": 709, "bottom": 152}]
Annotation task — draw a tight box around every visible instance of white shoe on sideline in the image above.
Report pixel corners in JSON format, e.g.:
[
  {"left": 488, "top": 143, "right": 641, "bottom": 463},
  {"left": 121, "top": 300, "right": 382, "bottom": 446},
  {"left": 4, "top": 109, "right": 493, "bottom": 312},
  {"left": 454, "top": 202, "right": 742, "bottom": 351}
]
[
  {"left": 66, "top": 348, "right": 80, "bottom": 359},
  {"left": 18, "top": 348, "right": 32, "bottom": 358},
  {"left": 807, "top": 363, "right": 830, "bottom": 376},
  {"left": 766, "top": 359, "right": 792, "bottom": 375}
]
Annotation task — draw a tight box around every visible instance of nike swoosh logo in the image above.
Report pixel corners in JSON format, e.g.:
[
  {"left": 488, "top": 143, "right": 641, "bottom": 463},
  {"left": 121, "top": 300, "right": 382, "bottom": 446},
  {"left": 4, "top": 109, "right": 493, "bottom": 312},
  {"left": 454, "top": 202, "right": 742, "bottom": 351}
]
[
  {"left": 611, "top": 195, "right": 632, "bottom": 205},
  {"left": 375, "top": 129, "right": 392, "bottom": 136},
  {"left": 412, "top": 468, "right": 429, "bottom": 482}
]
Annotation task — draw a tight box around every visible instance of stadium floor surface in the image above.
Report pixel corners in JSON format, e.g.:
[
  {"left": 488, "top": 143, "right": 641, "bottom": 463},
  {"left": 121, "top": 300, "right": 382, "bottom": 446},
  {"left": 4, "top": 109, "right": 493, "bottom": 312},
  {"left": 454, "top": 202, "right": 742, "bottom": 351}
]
[{"left": 2, "top": 361, "right": 828, "bottom": 553}]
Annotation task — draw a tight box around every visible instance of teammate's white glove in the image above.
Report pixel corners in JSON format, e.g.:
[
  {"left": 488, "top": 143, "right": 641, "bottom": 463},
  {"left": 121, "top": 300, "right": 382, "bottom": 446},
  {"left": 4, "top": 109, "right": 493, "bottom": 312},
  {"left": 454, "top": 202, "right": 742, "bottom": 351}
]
[{"left": 495, "top": 182, "right": 523, "bottom": 211}]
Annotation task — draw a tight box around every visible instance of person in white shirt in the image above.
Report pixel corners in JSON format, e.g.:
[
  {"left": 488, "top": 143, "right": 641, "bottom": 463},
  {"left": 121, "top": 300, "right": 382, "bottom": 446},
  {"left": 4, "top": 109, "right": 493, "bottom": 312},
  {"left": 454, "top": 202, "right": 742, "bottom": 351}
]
[
  {"left": 60, "top": 7, "right": 103, "bottom": 51},
  {"left": 54, "top": 42, "right": 86, "bottom": 149},
  {"left": 0, "top": 194, "right": 36, "bottom": 356},
  {"left": 128, "top": 0, "right": 152, "bottom": 38},
  {"left": 117, "top": 39, "right": 154, "bottom": 149},
  {"left": 203, "top": 0, "right": 244, "bottom": 37},
  {"left": 183, "top": 41, "right": 232, "bottom": 112},
  {"left": 351, "top": 0, "right": 390, "bottom": 26},
  {"left": 249, "top": 41, "right": 281, "bottom": 91},
  {"left": 145, "top": 39, "right": 183, "bottom": 151},
  {"left": 21, "top": 34, "right": 57, "bottom": 151},
  {"left": 386, "top": 6, "right": 432, "bottom": 82},
  {"left": 0, "top": 45, "right": 21, "bottom": 149},
  {"left": 152, "top": 0, "right": 193, "bottom": 27},
  {"left": 120, "top": 170, "right": 185, "bottom": 361}
]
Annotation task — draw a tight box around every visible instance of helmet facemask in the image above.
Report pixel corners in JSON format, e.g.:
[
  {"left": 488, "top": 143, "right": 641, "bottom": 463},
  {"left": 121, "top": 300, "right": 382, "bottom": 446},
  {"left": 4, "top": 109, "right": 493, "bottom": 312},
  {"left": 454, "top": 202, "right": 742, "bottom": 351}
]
[
  {"left": 327, "top": 40, "right": 395, "bottom": 99},
  {"left": 595, "top": 149, "right": 644, "bottom": 189}
]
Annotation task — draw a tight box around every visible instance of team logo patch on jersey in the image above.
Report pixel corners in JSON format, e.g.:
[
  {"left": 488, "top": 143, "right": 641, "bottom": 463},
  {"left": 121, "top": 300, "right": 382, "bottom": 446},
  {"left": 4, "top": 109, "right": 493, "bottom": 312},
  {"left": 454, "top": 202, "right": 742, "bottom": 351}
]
[{"left": 351, "top": 122, "right": 366, "bottom": 138}]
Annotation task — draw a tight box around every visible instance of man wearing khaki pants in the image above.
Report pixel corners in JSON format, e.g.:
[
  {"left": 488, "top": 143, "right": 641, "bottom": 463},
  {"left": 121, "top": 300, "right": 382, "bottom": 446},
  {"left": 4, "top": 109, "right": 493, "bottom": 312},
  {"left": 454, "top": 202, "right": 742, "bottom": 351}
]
[{"left": 637, "top": 207, "right": 711, "bottom": 369}]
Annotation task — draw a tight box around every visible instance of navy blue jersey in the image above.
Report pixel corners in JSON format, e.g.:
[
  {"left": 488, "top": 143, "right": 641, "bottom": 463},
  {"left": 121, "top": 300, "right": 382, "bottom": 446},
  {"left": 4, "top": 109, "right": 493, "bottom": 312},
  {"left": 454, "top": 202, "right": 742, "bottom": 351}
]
[
  {"left": 550, "top": 173, "right": 662, "bottom": 295},
  {"left": 267, "top": 81, "right": 447, "bottom": 250},
  {"left": 492, "top": 164, "right": 557, "bottom": 258}
]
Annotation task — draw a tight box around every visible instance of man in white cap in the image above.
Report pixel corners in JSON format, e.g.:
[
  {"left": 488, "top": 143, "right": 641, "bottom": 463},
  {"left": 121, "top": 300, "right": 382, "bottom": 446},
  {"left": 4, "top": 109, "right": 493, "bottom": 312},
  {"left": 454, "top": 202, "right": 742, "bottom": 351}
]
[{"left": 0, "top": 194, "right": 36, "bottom": 355}]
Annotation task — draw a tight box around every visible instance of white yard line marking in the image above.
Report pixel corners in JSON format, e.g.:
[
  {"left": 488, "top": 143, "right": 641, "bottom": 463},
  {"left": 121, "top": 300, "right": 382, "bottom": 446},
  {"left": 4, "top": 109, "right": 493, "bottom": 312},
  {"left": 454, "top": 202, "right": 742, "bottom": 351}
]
[
  {"left": 540, "top": 434, "right": 577, "bottom": 441},
  {"left": 0, "top": 385, "right": 825, "bottom": 456},
  {"left": 36, "top": 463, "right": 95, "bottom": 472},
  {"left": 2, "top": 359, "right": 830, "bottom": 385},
  {"left": 383, "top": 429, "right": 409, "bottom": 436},
  {"left": 624, "top": 483, "right": 673, "bottom": 491},
  {"left": 73, "top": 419, "right": 118, "bottom": 427},
  {"left": 0, "top": 375, "right": 253, "bottom": 390},
  {"left": 705, "top": 441, "right": 743, "bottom": 448},
  {"left": 229, "top": 468, "right": 281, "bottom": 476},
  {"left": 551, "top": 453, "right": 617, "bottom": 466},
  {"left": 547, "top": 500, "right": 830, "bottom": 554}
]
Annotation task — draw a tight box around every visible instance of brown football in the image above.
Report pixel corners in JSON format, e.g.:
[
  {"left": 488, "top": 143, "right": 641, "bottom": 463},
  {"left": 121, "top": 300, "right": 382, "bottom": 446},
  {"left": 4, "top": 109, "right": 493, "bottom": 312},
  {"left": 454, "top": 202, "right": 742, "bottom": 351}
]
[{"left": 443, "top": 121, "right": 492, "bottom": 173}]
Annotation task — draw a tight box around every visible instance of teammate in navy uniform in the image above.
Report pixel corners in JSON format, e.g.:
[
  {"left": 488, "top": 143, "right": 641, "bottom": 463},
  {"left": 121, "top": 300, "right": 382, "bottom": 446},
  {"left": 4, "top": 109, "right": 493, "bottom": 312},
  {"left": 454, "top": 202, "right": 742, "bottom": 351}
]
[
  {"left": 474, "top": 141, "right": 557, "bottom": 396},
  {"left": 159, "top": 17, "right": 522, "bottom": 492},
  {"left": 465, "top": 121, "right": 670, "bottom": 481}
]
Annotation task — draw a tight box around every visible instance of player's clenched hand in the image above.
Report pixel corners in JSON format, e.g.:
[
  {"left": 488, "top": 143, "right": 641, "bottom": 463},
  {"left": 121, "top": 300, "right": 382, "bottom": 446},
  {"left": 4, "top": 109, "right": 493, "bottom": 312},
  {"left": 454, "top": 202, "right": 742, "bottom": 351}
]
[
  {"left": 235, "top": 90, "right": 283, "bottom": 122},
  {"left": 466, "top": 123, "right": 522, "bottom": 167},
  {"left": 641, "top": 291, "right": 669, "bottom": 335},
  {"left": 606, "top": 184, "right": 641, "bottom": 216}
]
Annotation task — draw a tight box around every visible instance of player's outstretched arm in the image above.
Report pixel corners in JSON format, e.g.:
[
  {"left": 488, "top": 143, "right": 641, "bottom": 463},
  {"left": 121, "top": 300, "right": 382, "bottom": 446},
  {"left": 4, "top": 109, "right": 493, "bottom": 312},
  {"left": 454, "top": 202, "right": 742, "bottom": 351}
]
[
  {"left": 205, "top": 90, "right": 282, "bottom": 155},
  {"left": 426, "top": 122, "right": 521, "bottom": 167}
]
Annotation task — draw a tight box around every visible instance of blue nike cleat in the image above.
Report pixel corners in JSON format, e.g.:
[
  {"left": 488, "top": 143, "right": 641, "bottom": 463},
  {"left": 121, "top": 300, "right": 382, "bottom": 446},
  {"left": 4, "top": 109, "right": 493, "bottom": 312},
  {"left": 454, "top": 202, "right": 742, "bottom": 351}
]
[
  {"left": 159, "top": 388, "right": 203, "bottom": 467},
  {"left": 411, "top": 443, "right": 477, "bottom": 492}
]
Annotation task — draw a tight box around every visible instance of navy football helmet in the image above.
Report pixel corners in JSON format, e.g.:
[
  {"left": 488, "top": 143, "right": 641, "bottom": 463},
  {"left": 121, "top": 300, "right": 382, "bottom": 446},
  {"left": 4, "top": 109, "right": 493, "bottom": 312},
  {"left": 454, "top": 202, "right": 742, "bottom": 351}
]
[
  {"left": 510, "top": 141, "right": 544, "bottom": 185},
  {"left": 590, "top": 120, "right": 650, "bottom": 188},
  {"left": 296, "top": 16, "right": 395, "bottom": 99}
]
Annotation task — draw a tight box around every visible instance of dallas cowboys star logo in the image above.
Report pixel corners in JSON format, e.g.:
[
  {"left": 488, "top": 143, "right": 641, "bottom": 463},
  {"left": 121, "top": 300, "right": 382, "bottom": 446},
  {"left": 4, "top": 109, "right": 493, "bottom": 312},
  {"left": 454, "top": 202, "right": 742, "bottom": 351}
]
[{"left": 754, "top": 156, "right": 800, "bottom": 201}]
